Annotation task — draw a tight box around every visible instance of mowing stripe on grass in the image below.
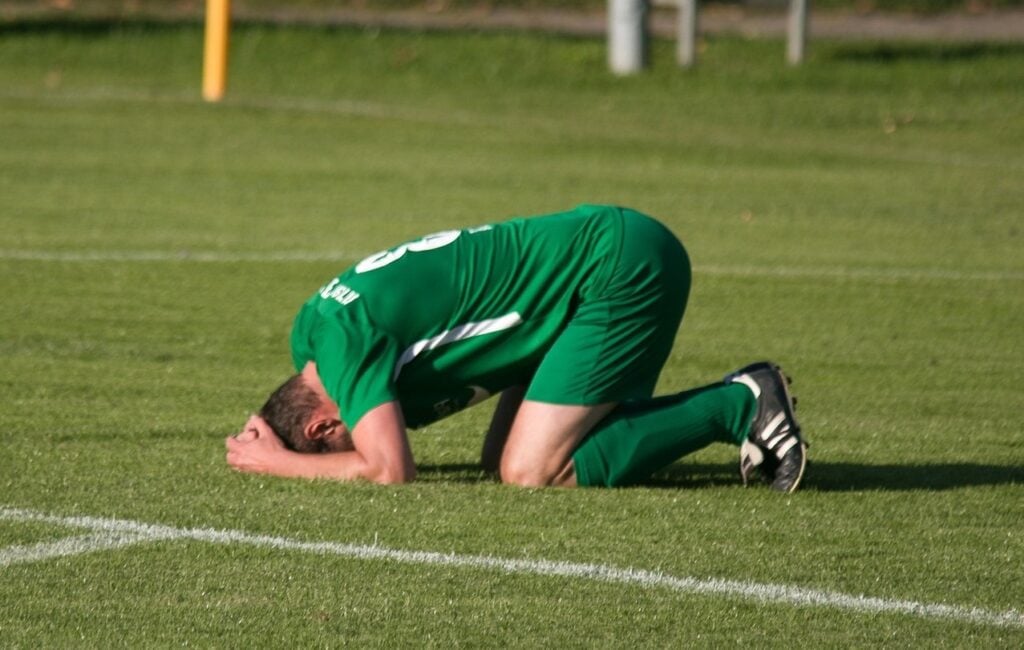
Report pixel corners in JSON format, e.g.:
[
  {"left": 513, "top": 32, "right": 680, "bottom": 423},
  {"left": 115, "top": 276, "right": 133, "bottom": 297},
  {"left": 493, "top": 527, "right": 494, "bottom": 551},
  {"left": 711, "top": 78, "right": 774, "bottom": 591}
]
[
  {"left": 2, "top": 506, "right": 1022, "bottom": 629},
  {"left": 1, "top": 248, "right": 1021, "bottom": 283},
  {"left": 4, "top": 87, "right": 1022, "bottom": 173},
  {"left": 0, "top": 88, "right": 495, "bottom": 129}
]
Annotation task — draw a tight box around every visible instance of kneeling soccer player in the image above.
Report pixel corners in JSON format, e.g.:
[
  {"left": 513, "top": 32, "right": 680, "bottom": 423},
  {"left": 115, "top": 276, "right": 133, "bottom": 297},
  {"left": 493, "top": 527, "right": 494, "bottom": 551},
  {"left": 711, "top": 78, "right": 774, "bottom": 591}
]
[{"left": 225, "top": 204, "right": 808, "bottom": 492}]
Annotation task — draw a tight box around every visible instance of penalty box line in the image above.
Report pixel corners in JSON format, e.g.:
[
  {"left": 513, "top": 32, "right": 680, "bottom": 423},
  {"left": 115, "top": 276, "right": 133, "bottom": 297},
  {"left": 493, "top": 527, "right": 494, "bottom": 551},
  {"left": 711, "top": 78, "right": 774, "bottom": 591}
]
[{"left": 1, "top": 506, "right": 1022, "bottom": 630}]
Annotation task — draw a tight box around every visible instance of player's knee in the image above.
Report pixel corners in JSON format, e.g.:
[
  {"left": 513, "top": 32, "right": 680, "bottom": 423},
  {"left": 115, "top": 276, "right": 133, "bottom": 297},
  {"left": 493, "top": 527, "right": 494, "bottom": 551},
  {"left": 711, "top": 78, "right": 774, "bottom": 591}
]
[{"left": 499, "top": 456, "right": 556, "bottom": 488}]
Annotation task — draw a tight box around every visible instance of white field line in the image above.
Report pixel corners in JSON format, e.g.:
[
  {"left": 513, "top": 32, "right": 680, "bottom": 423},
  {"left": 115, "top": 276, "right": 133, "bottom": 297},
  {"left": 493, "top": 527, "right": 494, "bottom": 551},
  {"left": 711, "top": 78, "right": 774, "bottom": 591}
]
[
  {"left": 0, "top": 249, "right": 360, "bottom": 263},
  {"left": 1, "top": 248, "right": 1022, "bottom": 283},
  {"left": 697, "top": 263, "right": 1024, "bottom": 283},
  {"left": 1, "top": 506, "right": 1022, "bottom": 629},
  {"left": 0, "top": 530, "right": 172, "bottom": 567}
]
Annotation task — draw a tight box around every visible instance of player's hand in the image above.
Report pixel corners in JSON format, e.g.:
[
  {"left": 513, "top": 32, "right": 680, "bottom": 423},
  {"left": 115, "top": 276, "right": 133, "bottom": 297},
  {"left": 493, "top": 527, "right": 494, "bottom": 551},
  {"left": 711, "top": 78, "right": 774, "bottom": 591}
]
[{"left": 225, "top": 415, "right": 289, "bottom": 474}]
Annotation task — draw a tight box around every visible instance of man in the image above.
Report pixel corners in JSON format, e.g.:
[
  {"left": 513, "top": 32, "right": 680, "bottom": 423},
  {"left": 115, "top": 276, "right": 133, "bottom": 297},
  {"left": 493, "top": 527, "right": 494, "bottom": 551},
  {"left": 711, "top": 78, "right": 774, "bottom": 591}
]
[{"left": 226, "top": 204, "right": 807, "bottom": 491}]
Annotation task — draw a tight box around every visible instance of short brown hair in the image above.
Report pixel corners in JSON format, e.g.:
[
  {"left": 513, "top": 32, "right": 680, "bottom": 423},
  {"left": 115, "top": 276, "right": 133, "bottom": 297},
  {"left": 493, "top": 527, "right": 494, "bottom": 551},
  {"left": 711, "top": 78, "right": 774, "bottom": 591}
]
[{"left": 259, "top": 374, "right": 326, "bottom": 453}]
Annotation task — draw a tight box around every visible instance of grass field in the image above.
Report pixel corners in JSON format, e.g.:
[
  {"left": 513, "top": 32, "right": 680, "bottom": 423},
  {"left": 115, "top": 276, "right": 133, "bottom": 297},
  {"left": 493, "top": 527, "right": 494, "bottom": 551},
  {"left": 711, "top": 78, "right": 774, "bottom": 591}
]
[{"left": 1, "top": 19, "right": 1023, "bottom": 646}]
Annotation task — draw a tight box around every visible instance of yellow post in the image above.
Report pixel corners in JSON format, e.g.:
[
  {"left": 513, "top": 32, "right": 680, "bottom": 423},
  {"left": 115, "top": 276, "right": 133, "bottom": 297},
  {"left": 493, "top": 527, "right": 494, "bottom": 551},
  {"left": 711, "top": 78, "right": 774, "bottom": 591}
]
[{"left": 202, "top": 0, "right": 231, "bottom": 102}]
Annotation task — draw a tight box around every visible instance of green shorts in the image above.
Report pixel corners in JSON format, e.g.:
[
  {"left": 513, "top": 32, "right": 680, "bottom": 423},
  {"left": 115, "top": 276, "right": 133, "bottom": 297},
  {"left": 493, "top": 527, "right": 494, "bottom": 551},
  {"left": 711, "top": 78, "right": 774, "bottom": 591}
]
[{"left": 525, "top": 208, "right": 691, "bottom": 405}]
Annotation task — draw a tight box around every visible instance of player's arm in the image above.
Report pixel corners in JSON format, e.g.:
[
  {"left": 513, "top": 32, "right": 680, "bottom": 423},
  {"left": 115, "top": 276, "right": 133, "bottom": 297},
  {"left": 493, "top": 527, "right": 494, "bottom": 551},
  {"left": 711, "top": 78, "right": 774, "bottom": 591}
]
[
  {"left": 226, "top": 401, "right": 416, "bottom": 484},
  {"left": 480, "top": 385, "right": 527, "bottom": 473}
]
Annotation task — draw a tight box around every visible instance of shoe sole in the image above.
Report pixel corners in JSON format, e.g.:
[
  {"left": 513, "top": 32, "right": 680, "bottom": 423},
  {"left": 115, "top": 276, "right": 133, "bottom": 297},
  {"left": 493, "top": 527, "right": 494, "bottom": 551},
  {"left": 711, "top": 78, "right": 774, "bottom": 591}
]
[
  {"left": 758, "top": 363, "right": 807, "bottom": 493},
  {"left": 774, "top": 442, "right": 808, "bottom": 494},
  {"left": 771, "top": 363, "right": 807, "bottom": 493}
]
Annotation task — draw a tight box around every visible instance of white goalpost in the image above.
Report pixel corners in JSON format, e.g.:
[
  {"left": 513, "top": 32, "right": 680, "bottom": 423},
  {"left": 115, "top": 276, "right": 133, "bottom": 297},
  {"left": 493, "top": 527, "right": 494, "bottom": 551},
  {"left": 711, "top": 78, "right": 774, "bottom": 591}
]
[{"left": 609, "top": 0, "right": 810, "bottom": 74}]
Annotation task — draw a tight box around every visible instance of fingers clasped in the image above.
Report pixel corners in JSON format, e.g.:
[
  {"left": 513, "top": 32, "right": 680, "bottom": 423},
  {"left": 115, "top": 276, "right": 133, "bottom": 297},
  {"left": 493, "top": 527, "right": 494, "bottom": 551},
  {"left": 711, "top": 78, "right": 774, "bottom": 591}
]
[{"left": 225, "top": 415, "right": 286, "bottom": 473}]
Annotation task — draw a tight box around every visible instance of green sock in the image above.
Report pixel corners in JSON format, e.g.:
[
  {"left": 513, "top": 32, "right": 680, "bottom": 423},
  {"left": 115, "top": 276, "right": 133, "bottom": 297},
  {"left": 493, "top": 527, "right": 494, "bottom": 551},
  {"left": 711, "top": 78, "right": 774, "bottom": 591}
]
[{"left": 572, "top": 382, "right": 755, "bottom": 487}]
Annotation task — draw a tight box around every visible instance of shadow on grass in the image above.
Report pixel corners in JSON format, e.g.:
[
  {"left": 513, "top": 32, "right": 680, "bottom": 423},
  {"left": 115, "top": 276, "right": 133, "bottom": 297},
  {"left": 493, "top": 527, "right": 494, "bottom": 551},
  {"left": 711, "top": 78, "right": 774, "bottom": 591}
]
[
  {"left": 416, "top": 463, "right": 499, "bottom": 484},
  {"left": 416, "top": 462, "right": 1023, "bottom": 491},
  {"left": 825, "top": 42, "right": 1024, "bottom": 63},
  {"left": 651, "top": 461, "right": 1024, "bottom": 492},
  {"left": 0, "top": 18, "right": 201, "bottom": 36}
]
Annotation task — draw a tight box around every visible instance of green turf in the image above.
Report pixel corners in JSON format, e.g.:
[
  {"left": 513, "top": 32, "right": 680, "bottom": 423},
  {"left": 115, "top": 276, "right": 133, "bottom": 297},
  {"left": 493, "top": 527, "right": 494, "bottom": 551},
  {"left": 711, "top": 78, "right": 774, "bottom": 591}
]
[{"left": 1, "top": 21, "right": 1022, "bottom": 646}]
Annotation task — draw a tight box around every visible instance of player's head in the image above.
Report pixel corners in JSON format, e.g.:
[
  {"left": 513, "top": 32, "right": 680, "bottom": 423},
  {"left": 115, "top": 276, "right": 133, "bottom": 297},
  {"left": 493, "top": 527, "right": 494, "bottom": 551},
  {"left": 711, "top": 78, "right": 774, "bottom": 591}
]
[
  {"left": 260, "top": 374, "right": 323, "bottom": 452},
  {"left": 259, "top": 374, "right": 352, "bottom": 453}
]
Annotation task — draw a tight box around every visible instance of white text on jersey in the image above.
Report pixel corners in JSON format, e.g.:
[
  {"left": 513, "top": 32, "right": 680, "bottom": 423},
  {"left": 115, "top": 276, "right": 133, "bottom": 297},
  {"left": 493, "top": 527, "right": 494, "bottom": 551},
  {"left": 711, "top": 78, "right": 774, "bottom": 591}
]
[{"left": 319, "top": 278, "right": 361, "bottom": 305}]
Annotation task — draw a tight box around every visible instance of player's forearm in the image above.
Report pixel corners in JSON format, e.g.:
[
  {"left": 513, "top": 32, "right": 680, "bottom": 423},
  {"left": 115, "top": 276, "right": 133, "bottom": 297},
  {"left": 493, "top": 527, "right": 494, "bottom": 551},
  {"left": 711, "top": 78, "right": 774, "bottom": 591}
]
[
  {"left": 226, "top": 409, "right": 416, "bottom": 484},
  {"left": 267, "top": 449, "right": 415, "bottom": 484}
]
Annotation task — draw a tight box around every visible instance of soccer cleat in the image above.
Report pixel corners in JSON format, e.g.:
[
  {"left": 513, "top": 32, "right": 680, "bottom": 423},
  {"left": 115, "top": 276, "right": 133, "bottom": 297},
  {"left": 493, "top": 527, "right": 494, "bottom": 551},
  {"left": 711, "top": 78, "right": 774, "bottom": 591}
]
[{"left": 725, "top": 361, "right": 808, "bottom": 493}]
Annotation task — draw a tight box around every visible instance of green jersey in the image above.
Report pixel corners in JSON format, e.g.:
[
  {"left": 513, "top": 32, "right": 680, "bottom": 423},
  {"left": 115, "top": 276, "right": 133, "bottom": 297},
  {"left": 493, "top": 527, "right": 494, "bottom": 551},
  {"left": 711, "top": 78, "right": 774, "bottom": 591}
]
[{"left": 290, "top": 204, "right": 624, "bottom": 430}]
